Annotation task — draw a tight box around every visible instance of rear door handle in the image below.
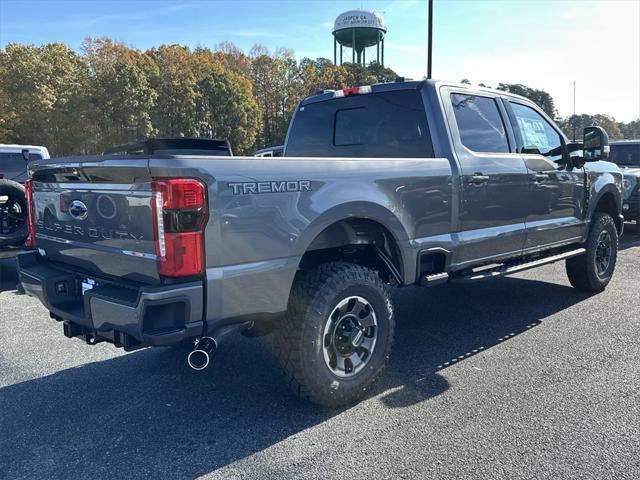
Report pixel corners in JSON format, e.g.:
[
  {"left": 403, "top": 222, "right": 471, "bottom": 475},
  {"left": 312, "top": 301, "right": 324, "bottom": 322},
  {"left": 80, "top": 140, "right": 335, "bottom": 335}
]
[
  {"left": 467, "top": 173, "right": 490, "bottom": 185},
  {"left": 534, "top": 172, "right": 550, "bottom": 183}
]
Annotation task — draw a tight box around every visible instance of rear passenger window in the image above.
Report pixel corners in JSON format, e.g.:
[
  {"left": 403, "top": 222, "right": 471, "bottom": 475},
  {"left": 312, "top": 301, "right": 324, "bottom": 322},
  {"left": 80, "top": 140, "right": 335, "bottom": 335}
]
[{"left": 451, "top": 93, "right": 510, "bottom": 153}]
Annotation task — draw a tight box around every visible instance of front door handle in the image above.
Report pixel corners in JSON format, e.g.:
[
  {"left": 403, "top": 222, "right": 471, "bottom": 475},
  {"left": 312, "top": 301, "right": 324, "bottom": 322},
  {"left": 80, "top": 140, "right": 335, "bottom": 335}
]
[
  {"left": 467, "top": 173, "right": 490, "bottom": 185},
  {"left": 534, "top": 172, "right": 550, "bottom": 183}
]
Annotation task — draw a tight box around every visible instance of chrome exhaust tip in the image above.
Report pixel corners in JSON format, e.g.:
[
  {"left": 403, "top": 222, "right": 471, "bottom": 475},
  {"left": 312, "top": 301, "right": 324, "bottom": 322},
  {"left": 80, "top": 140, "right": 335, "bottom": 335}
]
[{"left": 187, "top": 337, "right": 217, "bottom": 371}]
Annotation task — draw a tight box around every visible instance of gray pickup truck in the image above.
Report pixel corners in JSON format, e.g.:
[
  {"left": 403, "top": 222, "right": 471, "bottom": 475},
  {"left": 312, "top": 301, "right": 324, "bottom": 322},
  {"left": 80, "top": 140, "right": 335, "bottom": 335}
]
[{"left": 17, "top": 80, "right": 624, "bottom": 407}]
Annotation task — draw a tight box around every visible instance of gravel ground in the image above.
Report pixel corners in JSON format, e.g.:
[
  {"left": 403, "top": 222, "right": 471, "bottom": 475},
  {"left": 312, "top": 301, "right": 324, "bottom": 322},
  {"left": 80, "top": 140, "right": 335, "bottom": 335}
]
[{"left": 1, "top": 227, "right": 639, "bottom": 480}]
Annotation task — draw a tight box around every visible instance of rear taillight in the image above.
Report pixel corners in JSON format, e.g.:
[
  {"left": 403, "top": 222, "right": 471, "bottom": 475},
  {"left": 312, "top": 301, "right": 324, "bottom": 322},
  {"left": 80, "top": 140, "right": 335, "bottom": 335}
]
[
  {"left": 151, "top": 178, "right": 208, "bottom": 277},
  {"left": 24, "top": 179, "right": 37, "bottom": 248},
  {"left": 59, "top": 192, "right": 70, "bottom": 212}
]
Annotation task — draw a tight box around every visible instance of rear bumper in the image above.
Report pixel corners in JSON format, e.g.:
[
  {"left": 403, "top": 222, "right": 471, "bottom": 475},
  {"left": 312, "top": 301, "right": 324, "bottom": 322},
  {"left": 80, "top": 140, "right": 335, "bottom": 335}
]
[{"left": 17, "top": 251, "right": 204, "bottom": 350}]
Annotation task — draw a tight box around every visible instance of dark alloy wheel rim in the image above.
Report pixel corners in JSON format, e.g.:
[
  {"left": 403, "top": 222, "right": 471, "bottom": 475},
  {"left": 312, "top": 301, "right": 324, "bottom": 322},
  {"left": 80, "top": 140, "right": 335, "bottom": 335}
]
[
  {"left": 0, "top": 195, "right": 25, "bottom": 235},
  {"left": 322, "top": 295, "right": 378, "bottom": 378},
  {"left": 595, "top": 230, "right": 612, "bottom": 277}
]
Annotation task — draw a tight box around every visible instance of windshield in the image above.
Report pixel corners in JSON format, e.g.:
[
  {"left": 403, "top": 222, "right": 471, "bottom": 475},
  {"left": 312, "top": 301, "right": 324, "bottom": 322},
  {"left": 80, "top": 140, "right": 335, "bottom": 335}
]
[{"left": 609, "top": 144, "right": 640, "bottom": 167}]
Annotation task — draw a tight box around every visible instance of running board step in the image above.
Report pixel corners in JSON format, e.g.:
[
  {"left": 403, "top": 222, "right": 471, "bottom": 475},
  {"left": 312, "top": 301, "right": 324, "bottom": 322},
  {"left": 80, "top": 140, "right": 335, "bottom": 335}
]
[
  {"left": 421, "top": 272, "right": 449, "bottom": 286},
  {"left": 451, "top": 248, "right": 586, "bottom": 284}
]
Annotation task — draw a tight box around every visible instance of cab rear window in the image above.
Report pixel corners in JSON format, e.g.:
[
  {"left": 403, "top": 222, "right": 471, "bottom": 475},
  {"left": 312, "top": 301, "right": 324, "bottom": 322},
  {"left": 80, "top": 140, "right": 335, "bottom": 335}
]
[{"left": 286, "top": 90, "right": 433, "bottom": 158}]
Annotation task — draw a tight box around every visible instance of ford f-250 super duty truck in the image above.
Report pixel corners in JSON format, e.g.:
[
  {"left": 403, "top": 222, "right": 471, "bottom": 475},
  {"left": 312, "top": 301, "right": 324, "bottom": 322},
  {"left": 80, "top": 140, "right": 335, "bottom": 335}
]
[{"left": 17, "top": 80, "right": 624, "bottom": 407}]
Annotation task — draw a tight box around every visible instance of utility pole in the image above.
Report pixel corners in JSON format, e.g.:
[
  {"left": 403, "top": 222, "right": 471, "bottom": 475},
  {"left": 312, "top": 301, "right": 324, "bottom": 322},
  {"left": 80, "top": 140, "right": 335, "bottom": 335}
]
[
  {"left": 427, "top": 0, "right": 433, "bottom": 79},
  {"left": 572, "top": 80, "right": 576, "bottom": 141}
]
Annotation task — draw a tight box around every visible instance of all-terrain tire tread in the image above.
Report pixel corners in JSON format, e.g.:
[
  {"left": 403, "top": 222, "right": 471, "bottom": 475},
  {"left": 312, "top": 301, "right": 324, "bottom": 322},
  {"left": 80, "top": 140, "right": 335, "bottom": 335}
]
[
  {"left": 566, "top": 212, "right": 618, "bottom": 293},
  {"left": 273, "top": 262, "right": 394, "bottom": 408}
]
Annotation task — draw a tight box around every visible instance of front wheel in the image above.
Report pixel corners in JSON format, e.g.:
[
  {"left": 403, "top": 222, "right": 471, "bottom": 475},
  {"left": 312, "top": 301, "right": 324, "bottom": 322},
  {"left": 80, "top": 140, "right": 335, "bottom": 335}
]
[
  {"left": 566, "top": 212, "right": 618, "bottom": 292},
  {"left": 274, "top": 262, "right": 394, "bottom": 408}
]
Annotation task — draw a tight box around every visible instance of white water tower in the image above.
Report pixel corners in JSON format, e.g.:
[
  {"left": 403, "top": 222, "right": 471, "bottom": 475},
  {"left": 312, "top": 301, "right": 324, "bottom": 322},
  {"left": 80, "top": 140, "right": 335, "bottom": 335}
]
[{"left": 333, "top": 10, "right": 386, "bottom": 66}]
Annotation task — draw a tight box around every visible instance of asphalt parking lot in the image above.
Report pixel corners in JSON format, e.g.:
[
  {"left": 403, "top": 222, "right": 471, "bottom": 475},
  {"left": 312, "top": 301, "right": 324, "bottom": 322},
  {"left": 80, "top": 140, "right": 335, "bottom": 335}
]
[{"left": 1, "top": 227, "right": 639, "bottom": 480}]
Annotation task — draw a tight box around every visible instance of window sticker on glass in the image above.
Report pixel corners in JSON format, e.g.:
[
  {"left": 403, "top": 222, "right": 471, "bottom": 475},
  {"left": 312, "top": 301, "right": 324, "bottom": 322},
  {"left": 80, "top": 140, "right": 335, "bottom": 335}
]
[
  {"left": 509, "top": 102, "right": 561, "bottom": 157},
  {"left": 517, "top": 117, "right": 551, "bottom": 153}
]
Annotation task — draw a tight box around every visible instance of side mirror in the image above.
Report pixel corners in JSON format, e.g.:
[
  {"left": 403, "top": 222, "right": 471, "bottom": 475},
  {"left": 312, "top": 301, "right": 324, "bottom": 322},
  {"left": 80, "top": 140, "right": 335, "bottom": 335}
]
[
  {"left": 21, "top": 149, "right": 30, "bottom": 162},
  {"left": 583, "top": 126, "right": 609, "bottom": 162}
]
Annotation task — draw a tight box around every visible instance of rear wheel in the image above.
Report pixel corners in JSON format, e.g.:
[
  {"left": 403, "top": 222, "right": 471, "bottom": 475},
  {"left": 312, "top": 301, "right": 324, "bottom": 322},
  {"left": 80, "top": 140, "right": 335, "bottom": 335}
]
[
  {"left": 274, "top": 262, "right": 394, "bottom": 408},
  {"left": 566, "top": 212, "right": 618, "bottom": 292},
  {"left": 0, "top": 179, "right": 28, "bottom": 247}
]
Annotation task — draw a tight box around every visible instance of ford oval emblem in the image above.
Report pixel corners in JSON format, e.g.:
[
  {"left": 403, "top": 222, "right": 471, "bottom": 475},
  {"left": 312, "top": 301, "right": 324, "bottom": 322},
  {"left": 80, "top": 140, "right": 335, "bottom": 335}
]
[{"left": 69, "top": 200, "right": 89, "bottom": 221}]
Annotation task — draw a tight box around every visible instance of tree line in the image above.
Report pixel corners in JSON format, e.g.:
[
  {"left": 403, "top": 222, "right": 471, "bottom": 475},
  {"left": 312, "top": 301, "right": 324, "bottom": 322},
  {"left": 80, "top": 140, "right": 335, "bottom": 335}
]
[{"left": 1, "top": 39, "right": 637, "bottom": 157}]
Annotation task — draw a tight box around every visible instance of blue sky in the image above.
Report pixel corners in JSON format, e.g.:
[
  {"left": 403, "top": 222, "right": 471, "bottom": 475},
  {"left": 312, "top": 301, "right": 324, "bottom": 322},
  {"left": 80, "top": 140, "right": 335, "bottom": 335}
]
[{"left": 1, "top": 0, "right": 638, "bottom": 121}]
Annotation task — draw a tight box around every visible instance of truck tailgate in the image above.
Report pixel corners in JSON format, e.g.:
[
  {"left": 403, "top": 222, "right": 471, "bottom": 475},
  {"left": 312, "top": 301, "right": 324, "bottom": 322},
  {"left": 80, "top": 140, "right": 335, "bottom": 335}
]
[{"left": 30, "top": 158, "right": 159, "bottom": 284}]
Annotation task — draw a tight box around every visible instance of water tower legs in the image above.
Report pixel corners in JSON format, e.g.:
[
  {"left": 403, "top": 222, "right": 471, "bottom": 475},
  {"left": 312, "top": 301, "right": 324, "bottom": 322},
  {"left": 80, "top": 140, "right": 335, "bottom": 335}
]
[{"left": 352, "top": 30, "right": 356, "bottom": 63}]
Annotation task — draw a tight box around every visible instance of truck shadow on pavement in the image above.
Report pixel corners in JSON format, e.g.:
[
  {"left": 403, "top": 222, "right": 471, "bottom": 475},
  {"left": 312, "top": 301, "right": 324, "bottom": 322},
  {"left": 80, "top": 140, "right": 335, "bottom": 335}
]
[
  {"left": 0, "top": 257, "right": 20, "bottom": 293},
  {"left": 0, "top": 271, "right": 594, "bottom": 479}
]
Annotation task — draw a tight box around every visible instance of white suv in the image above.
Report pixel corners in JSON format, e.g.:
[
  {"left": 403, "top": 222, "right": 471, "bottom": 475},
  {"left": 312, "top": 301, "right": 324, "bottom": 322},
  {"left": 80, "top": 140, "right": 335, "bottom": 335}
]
[
  {"left": 0, "top": 144, "right": 50, "bottom": 183},
  {"left": 1, "top": 144, "right": 50, "bottom": 247}
]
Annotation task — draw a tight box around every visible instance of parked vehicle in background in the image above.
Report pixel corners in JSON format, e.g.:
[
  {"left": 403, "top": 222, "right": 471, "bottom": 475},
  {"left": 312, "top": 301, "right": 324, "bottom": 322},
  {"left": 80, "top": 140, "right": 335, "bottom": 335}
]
[
  {"left": 0, "top": 144, "right": 50, "bottom": 183},
  {"left": 103, "top": 138, "right": 233, "bottom": 156},
  {"left": 609, "top": 140, "right": 640, "bottom": 226},
  {"left": 17, "top": 81, "right": 624, "bottom": 408},
  {"left": 254, "top": 145, "right": 284, "bottom": 157},
  {"left": 0, "top": 144, "right": 50, "bottom": 247}
]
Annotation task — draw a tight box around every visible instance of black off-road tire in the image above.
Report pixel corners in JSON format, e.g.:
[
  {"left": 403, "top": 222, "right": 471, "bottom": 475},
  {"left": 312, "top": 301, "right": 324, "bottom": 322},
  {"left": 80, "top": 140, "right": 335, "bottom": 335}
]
[
  {"left": 273, "top": 262, "right": 394, "bottom": 408},
  {"left": 566, "top": 212, "right": 618, "bottom": 292},
  {"left": 0, "top": 179, "right": 28, "bottom": 247}
]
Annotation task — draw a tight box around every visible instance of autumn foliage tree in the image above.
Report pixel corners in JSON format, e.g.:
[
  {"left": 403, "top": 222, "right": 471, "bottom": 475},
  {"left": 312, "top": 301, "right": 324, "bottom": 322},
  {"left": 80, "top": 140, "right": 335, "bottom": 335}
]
[
  {"left": 0, "top": 43, "right": 88, "bottom": 155},
  {"left": 82, "top": 38, "right": 157, "bottom": 152},
  {"left": 1, "top": 40, "right": 638, "bottom": 157}
]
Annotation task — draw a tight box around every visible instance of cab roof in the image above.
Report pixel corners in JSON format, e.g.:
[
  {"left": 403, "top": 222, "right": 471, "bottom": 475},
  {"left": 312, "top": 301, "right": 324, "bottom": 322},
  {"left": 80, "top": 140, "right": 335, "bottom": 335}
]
[{"left": 300, "top": 79, "right": 535, "bottom": 107}]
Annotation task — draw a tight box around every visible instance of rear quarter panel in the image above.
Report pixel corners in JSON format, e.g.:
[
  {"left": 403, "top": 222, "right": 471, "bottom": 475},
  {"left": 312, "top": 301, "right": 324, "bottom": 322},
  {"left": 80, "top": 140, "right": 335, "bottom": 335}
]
[{"left": 150, "top": 156, "right": 454, "bottom": 322}]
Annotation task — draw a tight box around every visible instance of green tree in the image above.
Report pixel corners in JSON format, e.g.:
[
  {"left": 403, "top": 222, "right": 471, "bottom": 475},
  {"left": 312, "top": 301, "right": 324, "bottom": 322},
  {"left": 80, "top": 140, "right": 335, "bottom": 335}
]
[
  {"left": 561, "top": 114, "right": 623, "bottom": 141},
  {"left": 298, "top": 57, "right": 348, "bottom": 96},
  {"left": 82, "top": 38, "right": 157, "bottom": 152},
  {"left": 341, "top": 63, "right": 378, "bottom": 87},
  {"left": 497, "top": 83, "right": 557, "bottom": 118},
  {"left": 592, "top": 114, "right": 623, "bottom": 139},
  {"left": 147, "top": 45, "right": 199, "bottom": 137},
  {"left": 250, "top": 45, "right": 302, "bottom": 148},
  {"left": 214, "top": 41, "right": 252, "bottom": 79},
  {"left": 0, "top": 43, "right": 89, "bottom": 155},
  {"left": 366, "top": 61, "right": 398, "bottom": 83},
  {"left": 619, "top": 119, "right": 640, "bottom": 139},
  {"left": 192, "top": 48, "right": 260, "bottom": 154}
]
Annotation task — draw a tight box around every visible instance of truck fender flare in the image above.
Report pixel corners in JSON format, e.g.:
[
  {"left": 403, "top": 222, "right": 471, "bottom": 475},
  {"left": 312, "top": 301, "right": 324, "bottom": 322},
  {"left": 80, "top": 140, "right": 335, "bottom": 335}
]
[
  {"left": 586, "top": 179, "right": 623, "bottom": 234},
  {"left": 294, "top": 202, "right": 411, "bottom": 277},
  {"left": 296, "top": 202, "right": 409, "bottom": 251}
]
